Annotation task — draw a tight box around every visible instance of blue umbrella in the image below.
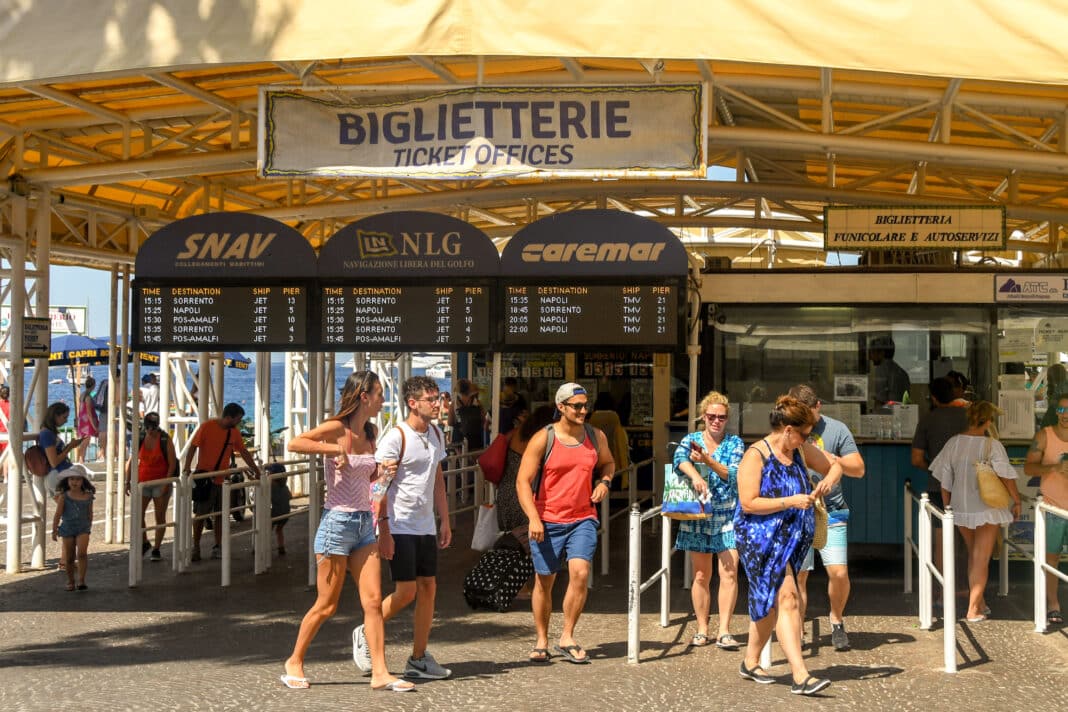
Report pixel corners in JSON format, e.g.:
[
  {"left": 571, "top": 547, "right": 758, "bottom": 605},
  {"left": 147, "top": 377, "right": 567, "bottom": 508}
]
[{"left": 25, "top": 334, "right": 113, "bottom": 404}]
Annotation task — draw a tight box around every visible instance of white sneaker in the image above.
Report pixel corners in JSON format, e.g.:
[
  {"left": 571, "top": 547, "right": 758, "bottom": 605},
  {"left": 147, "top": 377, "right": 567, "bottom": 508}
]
[
  {"left": 352, "top": 625, "right": 372, "bottom": 675},
  {"left": 404, "top": 651, "right": 451, "bottom": 680}
]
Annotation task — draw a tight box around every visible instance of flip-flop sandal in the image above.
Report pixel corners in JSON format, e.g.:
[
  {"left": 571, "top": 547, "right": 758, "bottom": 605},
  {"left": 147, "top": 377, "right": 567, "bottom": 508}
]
[
  {"left": 1048, "top": 610, "right": 1064, "bottom": 625},
  {"left": 690, "top": 633, "right": 711, "bottom": 647},
  {"left": 65, "top": 583, "right": 75, "bottom": 591},
  {"left": 77, "top": 584, "right": 88, "bottom": 591},
  {"left": 279, "top": 674, "right": 309, "bottom": 689},
  {"left": 372, "top": 680, "right": 416, "bottom": 692},
  {"left": 554, "top": 644, "right": 591, "bottom": 664},
  {"left": 529, "top": 648, "right": 551, "bottom": 662}
]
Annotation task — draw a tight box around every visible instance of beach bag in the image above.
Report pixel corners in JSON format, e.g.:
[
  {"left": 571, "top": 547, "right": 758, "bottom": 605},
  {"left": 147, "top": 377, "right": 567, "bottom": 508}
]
[
  {"left": 23, "top": 443, "right": 49, "bottom": 477},
  {"left": 477, "top": 432, "right": 510, "bottom": 485},
  {"left": 799, "top": 448, "right": 828, "bottom": 550},
  {"left": 661, "top": 463, "right": 712, "bottom": 520},
  {"left": 976, "top": 436, "right": 1011, "bottom": 509},
  {"left": 463, "top": 534, "right": 533, "bottom": 612},
  {"left": 471, "top": 503, "right": 501, "bottom": 552}
]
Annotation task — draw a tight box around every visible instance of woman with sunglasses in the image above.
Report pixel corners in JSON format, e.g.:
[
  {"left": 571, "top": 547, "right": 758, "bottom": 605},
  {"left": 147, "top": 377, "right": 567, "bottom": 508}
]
[
  {"left": 735, "top": 395, "right": 842, "bottom": 696},
  {"left": 672, "top": 391, "right": 745, "bottom": 650},
  {"left": 125, "top": 412, "right": 177, "bottom": 561},
  {"left": 282, "top": 371, "right": 414, "bottom": 692}
]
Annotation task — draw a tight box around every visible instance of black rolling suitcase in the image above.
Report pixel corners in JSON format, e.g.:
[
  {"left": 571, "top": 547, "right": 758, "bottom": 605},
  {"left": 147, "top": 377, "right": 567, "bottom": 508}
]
[{"left": 463, "top": 534, "right": 533, "bottom": 612}]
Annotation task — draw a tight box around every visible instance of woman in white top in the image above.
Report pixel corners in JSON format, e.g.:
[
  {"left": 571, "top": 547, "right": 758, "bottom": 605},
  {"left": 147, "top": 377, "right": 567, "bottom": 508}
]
[{"left": 930, "top": 401, "right": 1022, "bottom": 622}]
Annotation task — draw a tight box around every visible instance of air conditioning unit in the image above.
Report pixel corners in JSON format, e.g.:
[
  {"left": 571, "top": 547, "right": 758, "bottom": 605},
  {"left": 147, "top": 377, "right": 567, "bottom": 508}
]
[
  {"left": 132, "top": 204, "right": 160, "bottom": 219},
  {"left": 700, "top": 256, "right": 733, "bottom": 273}
]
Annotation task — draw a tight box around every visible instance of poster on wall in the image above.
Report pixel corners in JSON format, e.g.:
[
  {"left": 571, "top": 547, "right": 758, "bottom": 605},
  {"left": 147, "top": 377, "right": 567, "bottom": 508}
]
[
  {"left": 998, "top": 391, "right": 1035, "bottom": 440},
  {"left": 1034, "top": 318, "right": 1068, "bottom": 352},
  {"left": 834, "top": 375, "right": 868, "bottom": 403}
]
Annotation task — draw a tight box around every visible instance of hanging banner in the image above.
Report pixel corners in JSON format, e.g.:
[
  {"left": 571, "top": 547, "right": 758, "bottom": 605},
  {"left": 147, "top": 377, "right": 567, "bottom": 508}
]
[
  {"left": 260, "top": 84, "right": 704, "bottom": 179},
  {"left": 824, "top": 206, "right": 1005, "bottom": 251}
]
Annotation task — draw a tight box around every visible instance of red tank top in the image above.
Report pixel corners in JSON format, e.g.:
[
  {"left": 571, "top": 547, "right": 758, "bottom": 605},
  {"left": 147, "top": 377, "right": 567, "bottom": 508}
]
[
  {"left": 536, "top": 427, "right": 599, "bottom": 524},
  {"left": 138, "top": 435, "right": 169, "bottom": 482}
]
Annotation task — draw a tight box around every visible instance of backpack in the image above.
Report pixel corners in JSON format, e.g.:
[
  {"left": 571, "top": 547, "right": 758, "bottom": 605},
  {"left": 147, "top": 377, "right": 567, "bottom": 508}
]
[
  {"left": 463, "top": 534, "right": 534, "bottom": 612},
  {"left": 531, "top": 423, "right": 602, "bottom": 497},
  {"left": 93, "top": 379, "right": 110, "bottom": 414},
  {"left": 24, "top": 443, "right": 50, "bottom": 477}
]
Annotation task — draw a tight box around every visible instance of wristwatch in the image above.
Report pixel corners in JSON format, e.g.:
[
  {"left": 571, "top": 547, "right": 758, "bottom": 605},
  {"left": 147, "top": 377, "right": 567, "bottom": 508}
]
[{"left": 598, "top": 479, "right": 612, "bottom": 488}]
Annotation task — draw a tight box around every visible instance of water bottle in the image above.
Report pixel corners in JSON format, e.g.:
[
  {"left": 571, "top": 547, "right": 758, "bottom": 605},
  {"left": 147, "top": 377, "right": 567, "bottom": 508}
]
[{"left": 371, "top": 459, "right": 397, "bottom": 503}]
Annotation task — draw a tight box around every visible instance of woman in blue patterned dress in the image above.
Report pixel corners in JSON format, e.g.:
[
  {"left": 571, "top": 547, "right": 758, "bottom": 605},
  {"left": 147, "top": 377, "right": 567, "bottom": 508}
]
[
  {"left": 735, "top": 396, "right": 843, "bottom": 696},
  {"left": 673, "top": 391, "right": 745, "bottom": 649}
]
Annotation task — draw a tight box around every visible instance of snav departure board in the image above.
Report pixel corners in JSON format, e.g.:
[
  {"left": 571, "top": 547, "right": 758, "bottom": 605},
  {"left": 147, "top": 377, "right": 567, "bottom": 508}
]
[
  {"left": 133, "top": 283, "right": 309, "bottom": 350},
  {"left": 503, "top": 282, "right": 681, "bottom": 350},
  {"left": 320, "top": 283, "right": 493, "bottom": 350}
]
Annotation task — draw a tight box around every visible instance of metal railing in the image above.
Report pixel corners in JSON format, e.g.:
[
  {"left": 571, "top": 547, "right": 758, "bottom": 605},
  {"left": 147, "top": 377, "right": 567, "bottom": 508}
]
[
  {"left": 128, "top": 476, "right": 181, "bottom": 585},
  {"left": 904, "top": 481, "right": 957, "bottom": 673},
  {"left": 626, "top": 503, "right": 672, "bottom": 664},
  {"left": 599, "top": 457, "right": 657, "bottom": 576}
]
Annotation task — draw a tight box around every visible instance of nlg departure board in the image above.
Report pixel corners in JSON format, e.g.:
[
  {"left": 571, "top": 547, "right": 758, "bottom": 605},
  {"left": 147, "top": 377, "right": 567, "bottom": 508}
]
[
  {"left": 319, "top": 282, "right": 493, "bottom": 350},
  {"left": 133, "top": 283, "right": 309, "bottom": 350},
  {"left": 503, "top": 282, "right": 682, "bottom": 350}
]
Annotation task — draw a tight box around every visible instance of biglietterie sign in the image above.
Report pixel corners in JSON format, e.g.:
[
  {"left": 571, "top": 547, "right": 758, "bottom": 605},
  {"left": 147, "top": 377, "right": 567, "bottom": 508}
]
[
  {"left": 824, "top": 205, "right": 1005, "bottom": 251},
  {"left": 260, "top": 84, "right": 704, "bottom": 179}
]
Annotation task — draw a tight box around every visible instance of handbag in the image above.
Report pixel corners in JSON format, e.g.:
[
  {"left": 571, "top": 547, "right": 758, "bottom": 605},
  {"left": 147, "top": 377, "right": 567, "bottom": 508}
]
[
  {"left": 661, "top": 463, "right": 712, "bottom": 520},
  {"left": 471, "top": 503, "right": 501, "bottom": 552},
  {"left": 799, "top": 447, "right": 828, "bottom": 550},
  {"left": 976, "top": 436, "right": 1012, "bottom": 509},
  {"left": 478, "top": 432, "right": 510, "bottom": 486}
]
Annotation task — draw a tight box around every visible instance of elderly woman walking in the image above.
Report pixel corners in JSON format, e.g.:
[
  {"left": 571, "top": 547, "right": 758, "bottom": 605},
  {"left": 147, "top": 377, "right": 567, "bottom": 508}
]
[
  {"left": 930, "top": 401, "right": 1021, "bottom": 622},
  {"left": 734, "top": 395, "right": 843, "bottom": 696}
]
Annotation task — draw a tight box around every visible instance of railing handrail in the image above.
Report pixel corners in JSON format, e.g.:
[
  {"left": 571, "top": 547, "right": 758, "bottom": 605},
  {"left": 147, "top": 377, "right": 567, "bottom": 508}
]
[
  {"left": 627, "top": 503, "right": 672, "bottom": 664},
  {"left": 903, "top": 479, "right": 957, "bottom": 673}
]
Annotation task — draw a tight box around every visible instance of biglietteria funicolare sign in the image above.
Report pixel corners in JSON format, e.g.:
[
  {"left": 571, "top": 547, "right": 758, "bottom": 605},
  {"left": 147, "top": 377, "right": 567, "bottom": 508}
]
[
  {"left": 260, "top": 84, "right": 705, "bottom": 179},
  {"left": 823, "top": 205, "right": 1005, "bottom": 251}
]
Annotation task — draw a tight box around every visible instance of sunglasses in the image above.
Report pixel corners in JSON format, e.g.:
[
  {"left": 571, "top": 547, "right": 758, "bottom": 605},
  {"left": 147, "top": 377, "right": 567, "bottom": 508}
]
[
  {"left": 704, "top": 413, "right": 728, "bottom": 421},
  {"left": 1056, "top": 406, "right": 1068, "bottom": 414},
  {"left": 562, "top": 401, "right": 590, "bottom": 411}
]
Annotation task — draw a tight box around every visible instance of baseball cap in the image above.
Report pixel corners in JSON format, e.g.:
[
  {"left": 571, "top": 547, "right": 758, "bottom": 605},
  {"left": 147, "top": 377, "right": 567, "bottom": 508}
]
[
  {"left": 554, "top": 382, "right": 587, "bottom": 405},
  {"left": 142, "top": 373, "right": 157, "bottom": 383}
]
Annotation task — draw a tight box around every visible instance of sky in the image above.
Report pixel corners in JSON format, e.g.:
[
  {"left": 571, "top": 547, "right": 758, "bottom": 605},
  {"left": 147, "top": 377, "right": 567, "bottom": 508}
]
[{"left": 51, "top": 265, "right": 114, "bottom": 337}]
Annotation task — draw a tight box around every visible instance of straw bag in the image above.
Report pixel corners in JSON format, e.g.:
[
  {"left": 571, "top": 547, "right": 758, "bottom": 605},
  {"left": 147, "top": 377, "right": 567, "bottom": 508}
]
[
  {"left": 976, "top": 436, "right": 1011, "bottom": 509},
  {"left": 800, "top": 448, "right": 828, "bottom": 550}
]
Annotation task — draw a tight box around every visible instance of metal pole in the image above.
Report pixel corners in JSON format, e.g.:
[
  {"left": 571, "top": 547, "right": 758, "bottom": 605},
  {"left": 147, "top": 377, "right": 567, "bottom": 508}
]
[
  {"left": 1034, "top": 497, "right": 1047, "bottom": 633},
  {"left": 942, "top": 506, "right": 957, "bottom": 673},
  {"left": 660, "top": 513, "right": 671, "bottom": 627},
  {"left": 115, "top": 264, "right": 131, "bottom": 544},
  {"left": 627, "top": 505, "right": 642, "bottom": 664},
  {"left": 221, "top": 480, "right": 231, "bottom": 587},
  {"left": 918, "top": 494, "right": 931, "bottom": 630},
  {"left": 5, "top": 235, "right": 26, "bottom": 574},
  {"left": 904, "top": 482, "right": 913, "bottom": 594},
  {"left": 104, "top": 266, "right": 118, "bottom": 543},
  {"left": 30, "top": 195, "right": 49, "bottom": 569}
]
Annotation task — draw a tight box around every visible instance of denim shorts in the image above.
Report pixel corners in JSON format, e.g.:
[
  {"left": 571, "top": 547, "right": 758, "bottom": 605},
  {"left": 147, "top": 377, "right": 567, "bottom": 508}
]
[
  {"left": 803, "top": 521, "right": 849, "bottom": 570},
  {"left": 313, "top": 508, "right": 376, "bottom": 557},
  {"left": 140, "top": 482, "right": 172, "bottom": 499},
  {"left": 530, "top": 518, "right": 598, "bottom": 576}
]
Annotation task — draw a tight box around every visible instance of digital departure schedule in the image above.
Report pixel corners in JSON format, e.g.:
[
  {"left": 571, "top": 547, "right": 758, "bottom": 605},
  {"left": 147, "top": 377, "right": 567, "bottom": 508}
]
[
  {"left": 504, "top": 283, "right": 680, "bottom": 349},
  {"left": 320, "top": 284, "right": 492, "bottom": 350},
  {"left": 133, "top": 284, "right": 308, "bottom": 350}
]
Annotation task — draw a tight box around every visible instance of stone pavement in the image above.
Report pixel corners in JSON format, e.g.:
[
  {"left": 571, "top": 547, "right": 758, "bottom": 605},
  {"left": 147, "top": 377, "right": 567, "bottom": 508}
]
[{"left": 2, "top": 505, "right": 1067, "bottom": 712}]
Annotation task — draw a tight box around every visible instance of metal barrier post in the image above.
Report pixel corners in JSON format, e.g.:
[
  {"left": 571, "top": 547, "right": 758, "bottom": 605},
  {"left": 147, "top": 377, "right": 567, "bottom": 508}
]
[
  {"left": 660, "top": 514, "right": 671, "bottom": 627},
  {"left": 1034, "top": 496, "right": 1047, "bottom": 633},
  {"left": 600, "top": 496, "right": 610, "bottom": 576},
  {"left": 941, "top": 507, "right": 957, "bottom": 673},
  {"left": 904, "top": 481, "right": 913, "bottom": 594},
  {"left": 918, "top": 493, "right": 931, "bottom": 630},
  {"left": 628, "top": 462, "right": 637, "bottom": 506},
  {"left": 221, "top": 481, "right": 232, "bottom": 587},
  {"left": 627, "top": 505, "right": 641, "bottom": 664},
  {"left": 998, "top": 524, "right": 1009, "bottom": 597},
  {"left": 257, "top": 473, "right": 271, "bottom": 574}
]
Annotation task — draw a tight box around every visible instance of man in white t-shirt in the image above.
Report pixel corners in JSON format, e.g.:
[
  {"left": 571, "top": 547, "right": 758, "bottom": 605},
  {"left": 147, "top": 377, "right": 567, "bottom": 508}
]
[{"left": 355, "top": 376, "right": 453, "bottom": 681}]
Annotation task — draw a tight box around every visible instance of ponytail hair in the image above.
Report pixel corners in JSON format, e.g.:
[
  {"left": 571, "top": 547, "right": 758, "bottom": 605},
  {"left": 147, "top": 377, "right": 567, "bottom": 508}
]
[{"left": 768, "top": 395, "right": 815, "bottom": 431}]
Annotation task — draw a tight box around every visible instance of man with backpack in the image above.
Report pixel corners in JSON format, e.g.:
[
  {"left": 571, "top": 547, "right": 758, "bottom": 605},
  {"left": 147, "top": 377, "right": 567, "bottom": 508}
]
[
  {"left": 355, "top": 376, "right": 453, "bottom": 681},
  {"left": 516, "top": 383, "right": 615, "bottom": 664},
  {"left": 182, "top": 403, "right": 260, "bottom": 561}
]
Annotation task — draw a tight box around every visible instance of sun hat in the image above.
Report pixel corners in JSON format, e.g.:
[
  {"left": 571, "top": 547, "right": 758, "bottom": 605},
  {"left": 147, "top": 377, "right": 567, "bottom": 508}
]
[{"left": 60, "top": 463, "right": 92, "bottom": 481}]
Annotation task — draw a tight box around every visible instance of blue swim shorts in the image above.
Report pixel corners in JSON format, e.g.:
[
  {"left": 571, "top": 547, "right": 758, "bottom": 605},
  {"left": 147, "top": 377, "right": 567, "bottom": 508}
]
[
  {"left": 313, "top": 508, "right": 376, "bottom": 557},
  {"left": 1046, "top": 511, "right": 1068, "bottom": 555},
  {"left": 530, "top": 518, "right": 598, "bottom": 576}
]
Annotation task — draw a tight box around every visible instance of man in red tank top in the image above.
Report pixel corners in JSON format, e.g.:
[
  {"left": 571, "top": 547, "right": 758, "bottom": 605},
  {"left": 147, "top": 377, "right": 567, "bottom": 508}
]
[{"left": 517, "top": 383, "right": 615, "bottom": 665}]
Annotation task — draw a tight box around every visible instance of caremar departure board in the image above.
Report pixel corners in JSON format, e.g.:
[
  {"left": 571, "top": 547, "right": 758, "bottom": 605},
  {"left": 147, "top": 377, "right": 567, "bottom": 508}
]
[
  {"left": 133, "top": 283, "right": 309, "bottom": 350},
  {"left": 502, "top": 281, "right": 681, "bottom": 350}
]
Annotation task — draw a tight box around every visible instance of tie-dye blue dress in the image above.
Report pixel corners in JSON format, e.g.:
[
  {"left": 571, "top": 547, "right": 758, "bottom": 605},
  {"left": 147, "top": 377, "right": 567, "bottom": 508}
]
[{"left": 734, "top": 441, "right": 814, "bottom": 621}]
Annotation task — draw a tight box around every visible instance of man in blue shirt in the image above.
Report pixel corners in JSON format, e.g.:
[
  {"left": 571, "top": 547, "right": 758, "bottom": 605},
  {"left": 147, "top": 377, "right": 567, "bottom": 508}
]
[{"left": 789, "top": 384, "right": 866, "bottom": 652}]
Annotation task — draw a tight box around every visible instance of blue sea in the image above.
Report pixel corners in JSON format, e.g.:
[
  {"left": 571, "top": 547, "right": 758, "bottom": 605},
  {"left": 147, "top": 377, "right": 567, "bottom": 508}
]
[{"left": 29, "top": 362, "right": 451, "bottom": 434}]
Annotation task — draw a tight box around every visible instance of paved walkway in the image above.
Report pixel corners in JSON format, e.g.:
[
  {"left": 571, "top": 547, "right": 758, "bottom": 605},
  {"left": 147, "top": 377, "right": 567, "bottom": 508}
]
[{"left": 2, "top": 504, "right": 1067, "bottom": 712}]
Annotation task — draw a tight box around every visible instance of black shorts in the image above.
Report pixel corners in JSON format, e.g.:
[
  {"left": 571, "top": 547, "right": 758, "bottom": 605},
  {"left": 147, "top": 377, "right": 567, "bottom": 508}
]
[{"left": 389, "top": 534, "right": 438, "bottom": 581}]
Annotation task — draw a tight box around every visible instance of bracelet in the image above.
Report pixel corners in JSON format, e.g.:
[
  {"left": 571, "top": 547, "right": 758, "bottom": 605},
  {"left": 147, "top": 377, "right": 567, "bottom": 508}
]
[
  {"left": 379, "top": 516, "right": 389, "bottom": 521},
  {"left": 599, "top": 479, "right": 612, "bottom": 487}
]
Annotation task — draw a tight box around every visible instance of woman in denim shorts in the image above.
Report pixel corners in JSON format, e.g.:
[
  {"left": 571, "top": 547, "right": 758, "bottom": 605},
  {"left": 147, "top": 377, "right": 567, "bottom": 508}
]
[
  {"left": 282, "top": 371, "right": 414, "bottom": 692},
  {"left": 673, "top": 391, "right": 745, "bottom": 650}
]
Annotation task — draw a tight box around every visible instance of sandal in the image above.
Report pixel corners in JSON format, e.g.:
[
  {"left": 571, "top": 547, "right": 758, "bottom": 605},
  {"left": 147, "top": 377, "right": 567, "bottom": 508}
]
[
  {"left": 528, "top": 647, "right": 551, "bottom": 663},
  {"left": 690, "top": 633, "right": 711, "bottom": 647},
  {"left": 1048, "top": 610, "right": 1064, "bottom": 625},
  {"left": 554, "top": 644, "right": 590, "bottom": 664},
  {"left": 715, "top": 634, "right": 739, "bottom": 650}
]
